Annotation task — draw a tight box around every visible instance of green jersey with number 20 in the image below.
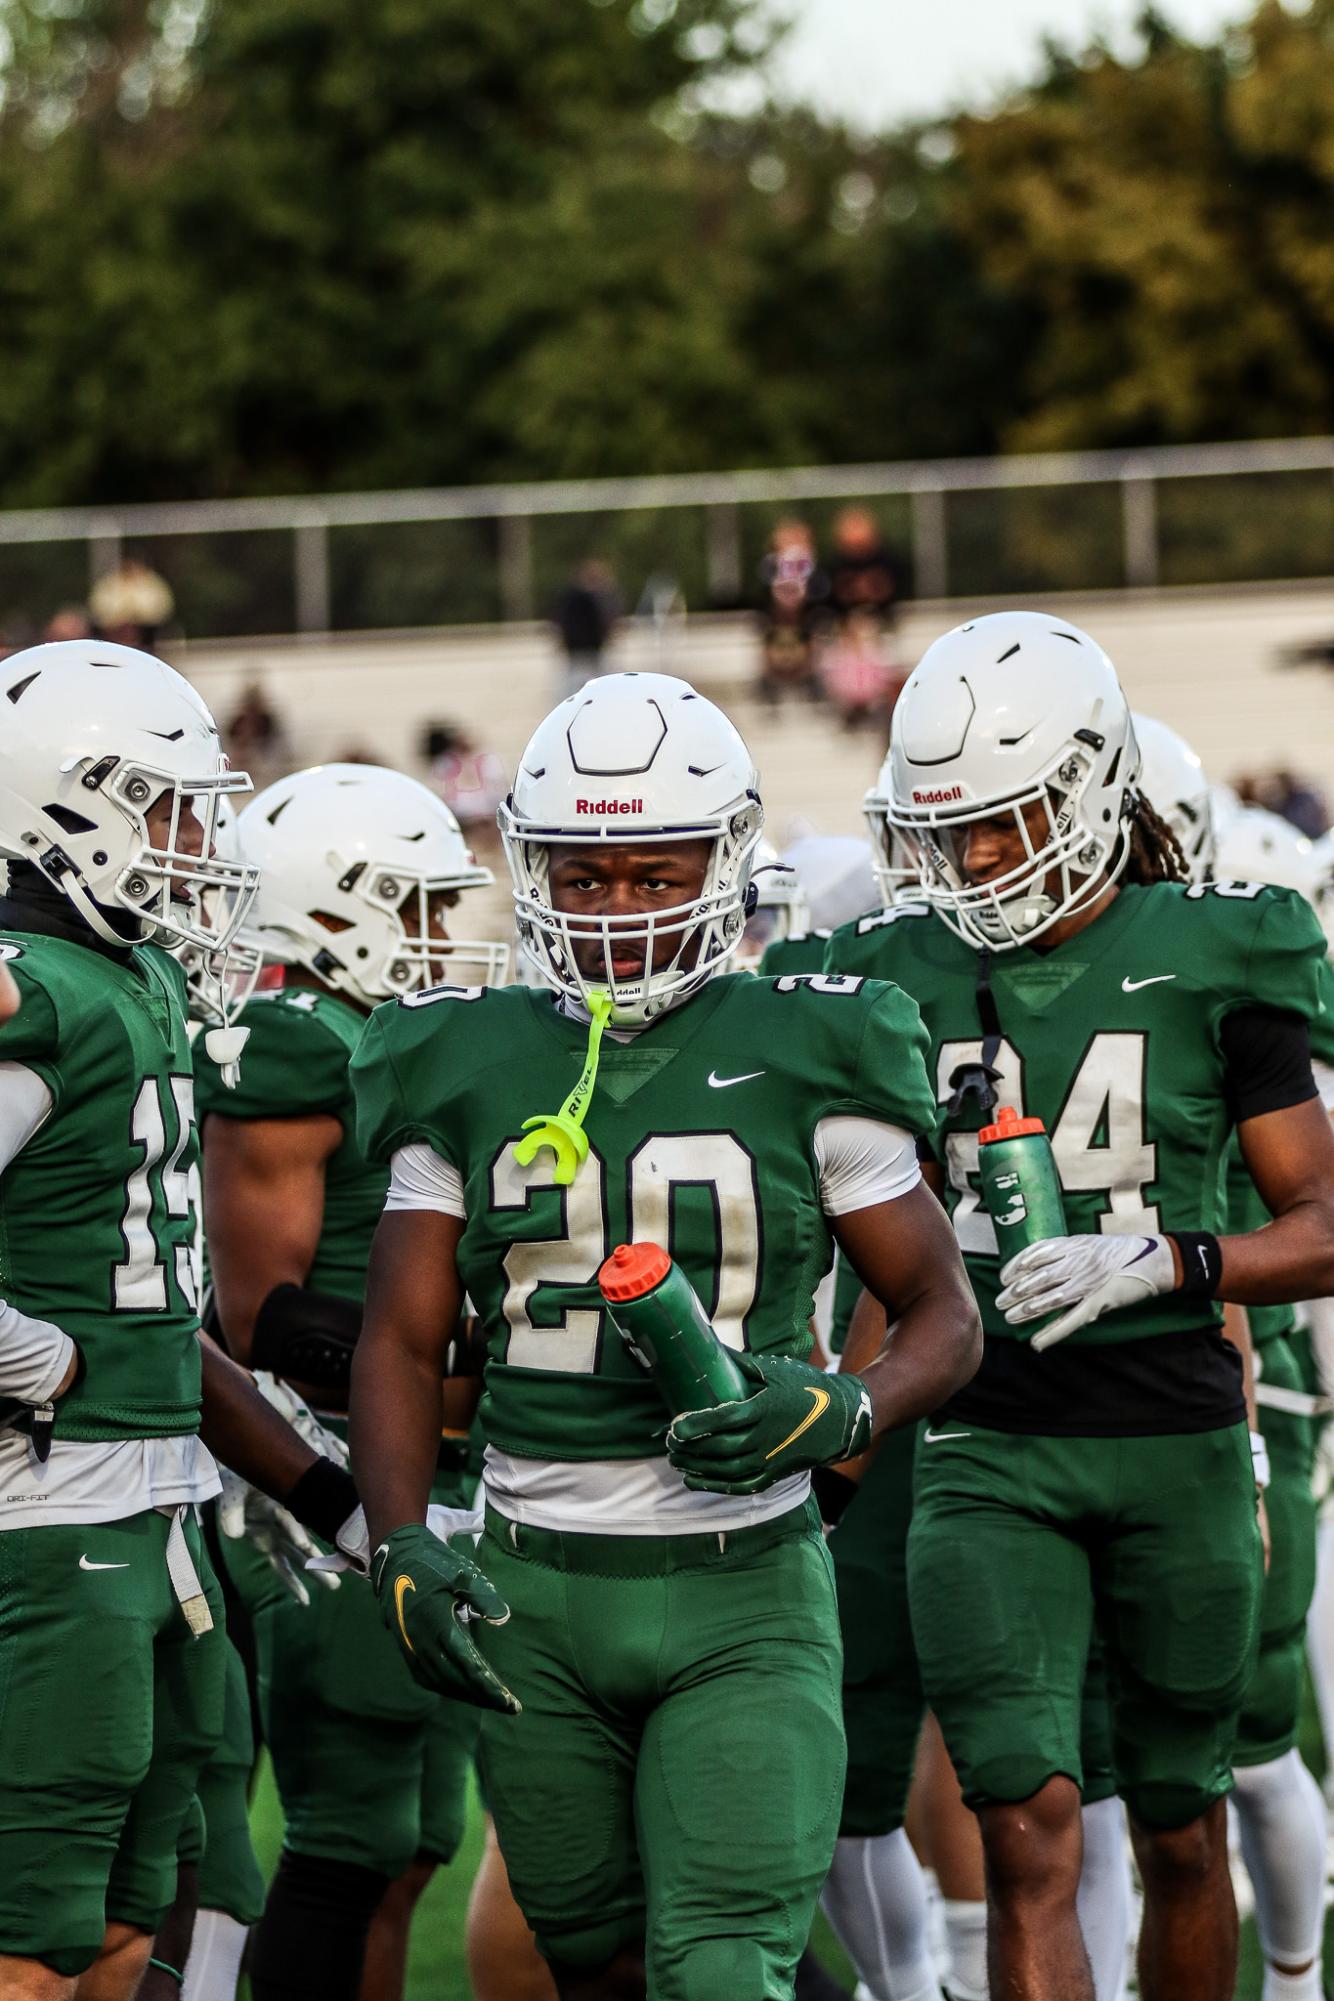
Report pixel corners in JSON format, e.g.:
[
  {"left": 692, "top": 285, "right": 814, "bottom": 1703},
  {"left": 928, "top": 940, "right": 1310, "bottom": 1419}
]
[
  {"left": 0, "top": 930, "right": 202, "bottom": 1440},
  {"left": 352, "top": 972, "right": 935, "bottom": 1463},
  {"left": 824, "top": 880, "right": 1328, "bottom": 1347}
]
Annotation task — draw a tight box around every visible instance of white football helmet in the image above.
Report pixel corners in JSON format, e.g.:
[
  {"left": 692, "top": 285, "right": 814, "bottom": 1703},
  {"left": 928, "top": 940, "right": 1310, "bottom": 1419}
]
[
  {"left": 0, "top": 640, "right": 256, "bottom": 954},
  {"left": 737, "top": 839, "right": 808, "bottom": 967},
  {"left": 499, "top": 672, "right": 763, "bottom": 1025},
  {"left": 237, "top": 765, "right": 507, "bottom": 1006},
  {"left": 865, "top": 760, "right": 936, "bottom": 907},
  {"left": 781, "top": 836, "right": 880, "bottom": 931},
  {"left": 1215, "top": 806, "right": 1325, "bottom": 905},
  {"left": 1132, "top": 713, "right": 1214, "bottom": 884},
  {"left": 886, "top": 611, "right": 1139, "bottom": 951}
]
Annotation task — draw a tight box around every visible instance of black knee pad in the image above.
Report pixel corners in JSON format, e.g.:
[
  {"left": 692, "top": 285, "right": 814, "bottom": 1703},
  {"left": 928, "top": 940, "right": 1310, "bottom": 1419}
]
[{"left": 249, "top": 1849, "right": 391, "bottom": 2001}]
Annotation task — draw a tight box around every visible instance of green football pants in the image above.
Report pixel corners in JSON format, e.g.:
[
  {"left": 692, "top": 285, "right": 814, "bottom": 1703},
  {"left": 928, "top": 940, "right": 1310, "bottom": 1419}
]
[
  {"left": 909, "top": 1422, "right": 1263, "bottom": 1829},
  {"left": 0, "top": 1508, "right": 225, "bottom": 1974},
  {"left": 191, "top": 1638, "right": 266, "bottom": 1925},
  {"left": 831, "top": 1424, "right": 924, "bottom": 1836},
  {"left": 1237, "top": 1336, "right": 1317, "bottom": 1766},
  {"left": 476, "top": 1499, "right": 846, "bottom": 2001}
]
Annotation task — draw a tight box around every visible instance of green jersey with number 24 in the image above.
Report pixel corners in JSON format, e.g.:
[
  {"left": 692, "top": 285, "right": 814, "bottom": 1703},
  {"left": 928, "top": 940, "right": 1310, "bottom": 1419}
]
[
  {"left": 824, "top": 880, "right": 1328, "bottom": 1347},
  {"left": 0, "top": 930, "right": 202, "bottom": 1440},
  {"left": 352, "top": 972, "right": 935, "bottom": 1462}
]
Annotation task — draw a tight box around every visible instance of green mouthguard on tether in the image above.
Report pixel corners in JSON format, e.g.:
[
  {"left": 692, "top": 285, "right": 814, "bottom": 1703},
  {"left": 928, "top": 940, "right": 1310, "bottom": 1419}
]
[{"left": 514, "top": 986, "right": 614, "bottom": 1185}]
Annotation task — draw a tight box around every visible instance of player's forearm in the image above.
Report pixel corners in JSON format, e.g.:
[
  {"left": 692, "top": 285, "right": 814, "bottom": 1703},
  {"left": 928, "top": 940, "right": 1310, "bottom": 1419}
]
[
  {"left": 859, "top": 1281, "right": 981, "bottom": 1434},
  {"left": 198, "top": 1334, "right": 320, "bottom": 1497},
  {"left": 349, "top": 1331, "right": 443, "bottom": 1549},
  {"left": 837, "top": 1287, "right": 887, "bottom": 1377},
  {"left": 1211, "top": 1201, "right": 1334, "bottom": 1306}
]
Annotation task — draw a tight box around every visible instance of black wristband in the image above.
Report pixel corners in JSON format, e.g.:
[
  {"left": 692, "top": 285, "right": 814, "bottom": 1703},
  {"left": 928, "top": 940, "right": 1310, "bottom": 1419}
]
[
  {"left": 1169, "top": 1232, "right": 1223, "bottom": 1299},
  {"left": 285, "top": 1458, "right": 360, "bottom": 1543},
  {"left": 811, "top": 1465, "right": 860, "bottom": 1527}
]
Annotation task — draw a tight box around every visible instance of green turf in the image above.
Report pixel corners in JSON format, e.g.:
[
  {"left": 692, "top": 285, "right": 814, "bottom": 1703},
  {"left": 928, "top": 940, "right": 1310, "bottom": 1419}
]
[{"left": 240, "top": 1677, "right": 1334, "bottom": 2000}]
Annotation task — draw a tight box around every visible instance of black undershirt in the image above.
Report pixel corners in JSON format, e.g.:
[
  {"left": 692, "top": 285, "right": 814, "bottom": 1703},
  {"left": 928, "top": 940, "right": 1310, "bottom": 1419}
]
[{"left": 938, "top": 1003, "right": 1316, "bottom": 1438}]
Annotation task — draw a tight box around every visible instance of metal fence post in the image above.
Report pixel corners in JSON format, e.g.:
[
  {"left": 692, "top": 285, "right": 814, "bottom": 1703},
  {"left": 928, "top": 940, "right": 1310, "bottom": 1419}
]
[
  {"left": 705, "top": 501, "right": 742, "bottom": 605},
  {"left": 294, "top": 518, "right": 331, "bottom": 637},
  {"left": 498, "top": 513, "right": 534, "bottom": 622},
  {"left": 1120, "top": 475, "right": 1159, "bottom": 590},
  {"left": 910, "top": 487, "right": 948, "bottom": 600}
]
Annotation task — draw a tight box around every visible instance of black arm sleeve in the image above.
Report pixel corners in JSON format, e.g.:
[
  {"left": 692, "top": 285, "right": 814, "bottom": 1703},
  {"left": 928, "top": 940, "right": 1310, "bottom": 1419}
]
[
  {"left": 1219, "top": 1005, "right": 1318, "bottom": 1125},
  {"left": 250, "top": 1285, "right": 361, "bottom": 1393}
]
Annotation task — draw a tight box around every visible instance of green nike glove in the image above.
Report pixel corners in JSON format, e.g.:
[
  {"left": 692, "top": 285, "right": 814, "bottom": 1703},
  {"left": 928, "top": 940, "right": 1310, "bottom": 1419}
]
[
  {"left": 372, "top": 1524, "right": 521, "bottom": 1716},
  {"left": 666, "top": 1352, "right": 874, "bottom": 1495}
]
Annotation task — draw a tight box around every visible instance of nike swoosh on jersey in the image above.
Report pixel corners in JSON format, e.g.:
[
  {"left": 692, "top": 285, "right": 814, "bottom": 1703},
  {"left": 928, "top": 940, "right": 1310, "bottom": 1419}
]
[
  {"left": 764, "top": 1385, "right": 830, "bottom": 1460},
  {"left": 707, "top": 1069, "right": 765, "bottom": 1088},
  {"left": 394, "top": 1574, "right": 417, "bottom": 1652},
  {"left": 1121, "top": 975, "right": 1176, "bottom": 992},
  {"left": 79, "top": 1555, "right": 129, "bottom": 1571},
  {"left": 922, "top": 1427, "right": 972, "bottom": 1444}
]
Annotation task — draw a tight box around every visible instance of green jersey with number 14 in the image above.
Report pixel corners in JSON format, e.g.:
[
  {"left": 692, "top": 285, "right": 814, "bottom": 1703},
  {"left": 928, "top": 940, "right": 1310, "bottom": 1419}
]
[
  {"left": 825, "top": 880, "right": 1328, "bottom": 1348},
  {"left": 352, "top": 972, "right": 935, "bottom": 1463},
  {"left": 0, "top": 930, "right": 202, "bottom": 1440}
]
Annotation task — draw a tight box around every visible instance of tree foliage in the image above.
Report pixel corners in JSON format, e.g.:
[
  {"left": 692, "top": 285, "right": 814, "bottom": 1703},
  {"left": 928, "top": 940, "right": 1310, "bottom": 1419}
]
[{"left": 0, "top": 0, "right": 1328, "bottom": 507}]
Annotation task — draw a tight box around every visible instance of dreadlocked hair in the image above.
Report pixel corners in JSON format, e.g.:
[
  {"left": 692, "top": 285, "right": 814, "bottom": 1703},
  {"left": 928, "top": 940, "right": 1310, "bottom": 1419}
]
[{"left": 1126, "top": 792, "right": 1189, "bottom": 886}]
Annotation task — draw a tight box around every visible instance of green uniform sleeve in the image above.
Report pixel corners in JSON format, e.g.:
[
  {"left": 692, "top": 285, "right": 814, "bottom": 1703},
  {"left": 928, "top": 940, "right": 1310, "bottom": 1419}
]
[
  {"left": 842, "top": 981, "right": 938, "bottom": 1139},
  {"left": 351, "top": 1001, "right": 465, "bottom": 1172},
  {"left": 1309, "top": 953, "right": 1334, "bottom": 1071},
  {"left": 1233, "top": 886, "right": 1326, "bottom": 1022},
  {"left": 0, "top": 954, "right": 60, "bottom": 1069},
  {"left": 195, "top": 995, "right": 352, "bottom": 1125}
]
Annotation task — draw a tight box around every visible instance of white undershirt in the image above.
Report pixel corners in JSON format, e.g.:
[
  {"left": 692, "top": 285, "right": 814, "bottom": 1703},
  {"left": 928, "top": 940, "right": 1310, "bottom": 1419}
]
[
  {"left": 385, "top": 1118, "right": 920, "bottom": 1534},
  {"left": 0, "top": 1063, "right": 219, "bottom": 1528}
]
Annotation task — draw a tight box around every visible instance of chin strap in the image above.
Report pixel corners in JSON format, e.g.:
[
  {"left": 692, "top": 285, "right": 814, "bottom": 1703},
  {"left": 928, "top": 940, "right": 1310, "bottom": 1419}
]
[
  {"left": 515, "top": 986, "right": 613, "bottom": 1185},
  {"left": 946, "top": 948, "right": 1004, "bottom": 1117}
]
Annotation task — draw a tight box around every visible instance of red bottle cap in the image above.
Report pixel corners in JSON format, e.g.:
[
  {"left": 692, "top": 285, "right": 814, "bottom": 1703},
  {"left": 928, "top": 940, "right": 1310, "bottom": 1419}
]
[
  {"left": 977, "top": 1105, "right": 1047, "bottom": 1145},
  {"left": 598, "top": 1242, "right": 671, "bottom": 1303}
]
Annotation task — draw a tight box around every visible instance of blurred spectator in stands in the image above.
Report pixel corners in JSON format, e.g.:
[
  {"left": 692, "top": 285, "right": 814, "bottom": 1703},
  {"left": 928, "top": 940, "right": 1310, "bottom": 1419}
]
[
  {"left": 756, "top": 518, "right": 826, "bottom": 709},
  {"left": 825, "top": 507, "right": 906, "bottom": 627},
  {"left": 422, "top": 722, "right": 507, "bottom": 854},
  {"left": 819, "top": 607, "right": 905, "bottom": 732},
  {"left": 89, "top": 557, "right": 174, "bottom": 650},
  {"left": 332, "top": 743, "right": 379, "bottom": 765},
  {"left": 43, "top": 606, "right": 92, "bottom": 644},
  {"left": 225, "top": 680, "right": 291, "bottom": 789},
  {"left": 1236, "top": 767, "right": 1329, "bottom": 840},
  {"left": 553, "top": 559, "right": 621, "bottom": 700}
]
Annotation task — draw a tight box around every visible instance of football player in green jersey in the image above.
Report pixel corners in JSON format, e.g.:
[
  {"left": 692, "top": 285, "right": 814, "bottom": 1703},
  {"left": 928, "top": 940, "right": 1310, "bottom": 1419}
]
[
  {"left": 349, "top": 672, "right": 980, "bottom": 2001},
  {"left": 1207, "top": 797, "right": 1334, "bottom": 2001},
  {"left": 196, "top": 762, "right": 505, "bottom": 2001},
  {"left": 824, "top": 612, "right": 1334, "bottom": 2001},
  {"left": 0, "top": 636, "right": 352, "bottom": 2001}
]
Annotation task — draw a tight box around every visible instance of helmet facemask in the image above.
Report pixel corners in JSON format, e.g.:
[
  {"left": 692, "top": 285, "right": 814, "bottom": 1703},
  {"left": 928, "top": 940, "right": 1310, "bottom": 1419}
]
[
  {"left": 45, "top": 755, "right": 258, "bottom": 958},
  {"left": 889, "top": 741, "right": 1131, "bottom": 951},
  {"left": 502, "top": 806, "right": 763, "bottom": 1026},
  {"left": 273, "top": 863, "right": 508, "bottom": 1007}
]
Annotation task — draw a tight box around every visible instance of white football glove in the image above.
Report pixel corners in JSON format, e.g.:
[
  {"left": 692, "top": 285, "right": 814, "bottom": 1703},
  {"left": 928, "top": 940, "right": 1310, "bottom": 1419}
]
[
  {"left": 306, "top": 1502, "right": 485, "bottom": 1580},
  {"left": 997, "top": 1234, "right": 1177, "bottom": 1351},
  {"left": 251, "top": 1371, "right": 350, "bottom": 1466},
  {"left": 216, "top": 1466, "right": 341, "bottom": 1606}
]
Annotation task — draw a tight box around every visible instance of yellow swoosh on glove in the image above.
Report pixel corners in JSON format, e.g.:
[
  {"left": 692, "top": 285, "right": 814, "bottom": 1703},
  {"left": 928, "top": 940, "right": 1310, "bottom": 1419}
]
[
  {"left": 765, "top": 1385, "right": 830, "bottom": 1461},
  {"left": 394, "top": 1573, "right": 416, "bottom": 1652}
]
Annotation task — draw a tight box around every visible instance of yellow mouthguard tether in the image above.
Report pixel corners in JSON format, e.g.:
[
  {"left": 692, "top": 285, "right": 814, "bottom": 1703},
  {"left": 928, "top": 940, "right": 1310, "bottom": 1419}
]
[{"left": 515, "top": 987, "right": 614, "bottom": 1185}]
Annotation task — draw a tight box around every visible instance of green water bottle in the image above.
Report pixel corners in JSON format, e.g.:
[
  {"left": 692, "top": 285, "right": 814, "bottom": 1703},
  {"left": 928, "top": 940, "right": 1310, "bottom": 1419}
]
[
  {"left": 977, "top": 1105, "right": 1068, "bottom": 1278},
  {"left": 598, "top": 1242, "right": 749, "bottom": 1414}
]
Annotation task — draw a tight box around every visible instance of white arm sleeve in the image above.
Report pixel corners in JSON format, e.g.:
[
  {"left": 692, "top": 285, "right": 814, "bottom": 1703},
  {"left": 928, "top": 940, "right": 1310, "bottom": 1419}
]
[
  {"left": 813, "top": 1115, "right": 921, "bottom": 1216},
  {"left": 386, "top": 1142, "right": 467, "bottom": 1219},
  {"left": 0, "top": 1064, "right": 76, "bottom": 1403}
]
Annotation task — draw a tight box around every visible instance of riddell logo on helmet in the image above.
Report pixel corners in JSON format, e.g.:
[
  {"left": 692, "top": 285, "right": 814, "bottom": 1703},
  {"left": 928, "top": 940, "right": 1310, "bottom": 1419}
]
[
  {"left": 912, "top": 785, "right": 965, "bottom": 804},
  {"left": 575, "top": 798, "right": 642, "bottom": 815}
]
